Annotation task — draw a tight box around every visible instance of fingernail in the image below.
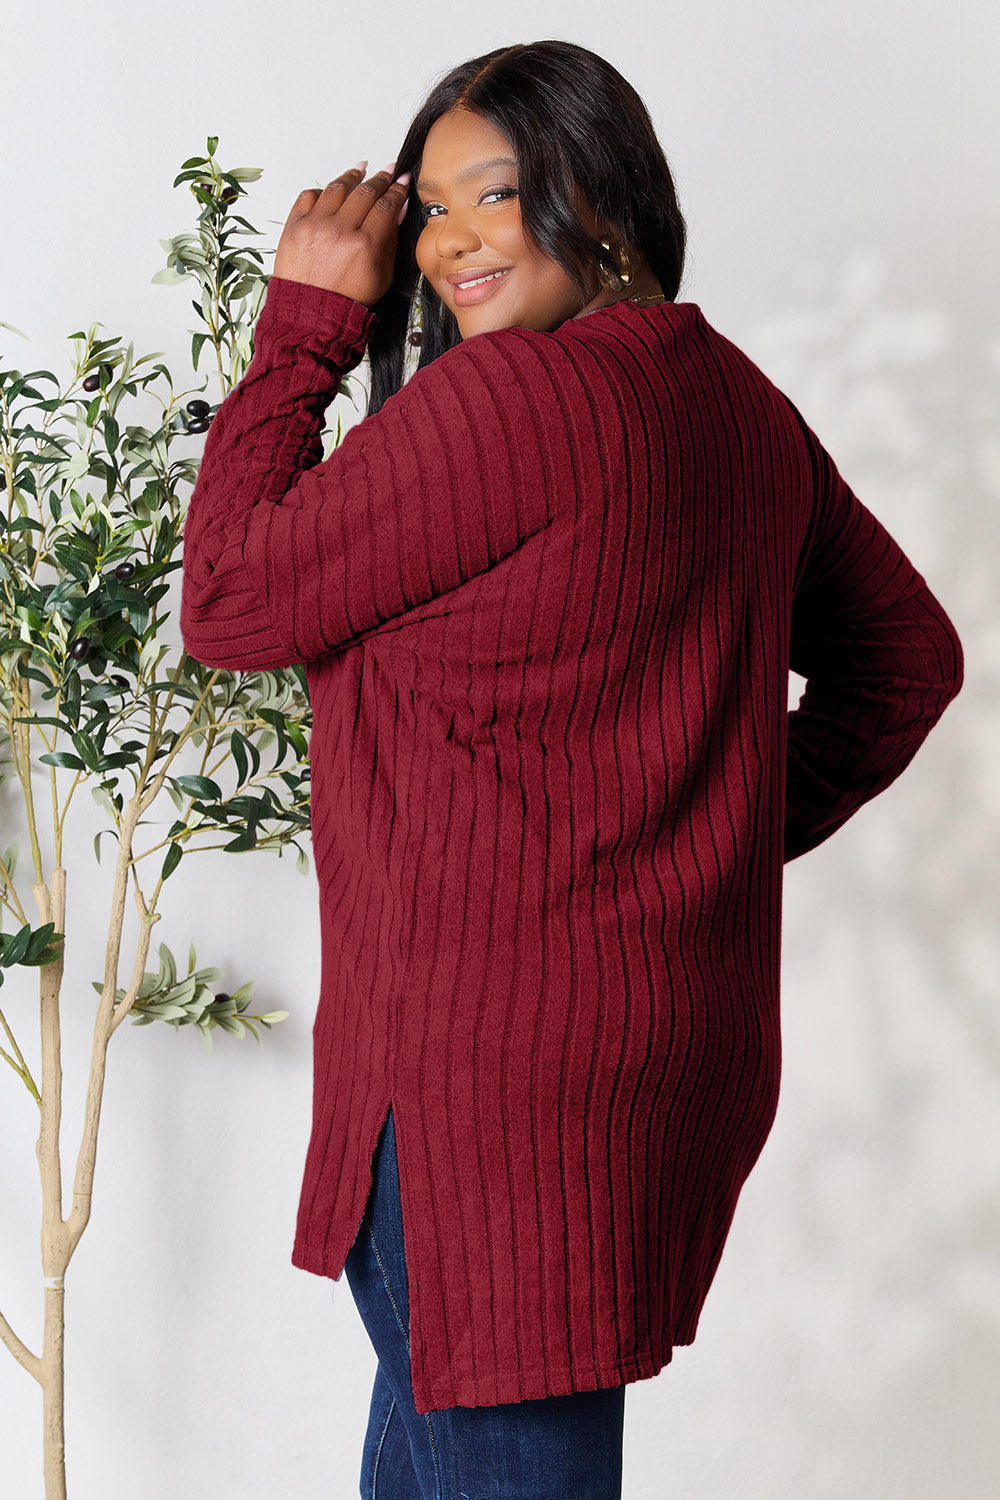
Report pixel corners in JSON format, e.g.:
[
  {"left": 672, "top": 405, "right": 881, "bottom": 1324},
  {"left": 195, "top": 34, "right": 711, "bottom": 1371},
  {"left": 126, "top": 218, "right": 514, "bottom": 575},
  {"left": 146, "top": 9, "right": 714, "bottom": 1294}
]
[
  {"left": 394, "top": 170, "right": 412, "bottom": 186},
  {"left": 382, "top": 159, "right": 397, "bottom": 175},
  {"left": 396, "top": 196, "right": 410, "bottom": 226},
  {"left": 352, "top": 159, "right": 368, "bottom": 172}
]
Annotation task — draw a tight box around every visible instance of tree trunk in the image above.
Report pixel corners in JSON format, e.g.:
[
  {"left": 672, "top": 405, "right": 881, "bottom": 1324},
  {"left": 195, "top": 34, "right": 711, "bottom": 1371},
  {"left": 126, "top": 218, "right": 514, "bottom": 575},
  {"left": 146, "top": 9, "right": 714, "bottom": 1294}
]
[
  {"left": 42, "top": 1282, "right": 66, "bottom": 1499},
  {"left": 35, "top": 868, "right": 69, "bottom": 1498},
  {"left": 29, "top": 815, "right": 152, "bottom": 1495}
]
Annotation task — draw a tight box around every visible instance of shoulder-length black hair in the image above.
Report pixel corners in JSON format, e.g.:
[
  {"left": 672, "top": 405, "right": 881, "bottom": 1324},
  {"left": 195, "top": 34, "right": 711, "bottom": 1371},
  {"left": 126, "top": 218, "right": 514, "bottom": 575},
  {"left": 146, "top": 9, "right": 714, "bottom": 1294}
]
[{"left": 365, "top": 39, "right": 687, "bottom": 415}]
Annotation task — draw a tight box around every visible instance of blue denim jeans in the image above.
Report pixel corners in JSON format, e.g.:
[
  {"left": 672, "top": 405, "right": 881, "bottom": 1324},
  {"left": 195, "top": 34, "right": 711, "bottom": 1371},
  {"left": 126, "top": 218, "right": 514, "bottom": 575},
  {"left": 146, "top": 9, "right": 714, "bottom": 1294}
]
[{"left": 342, "top": 1107, "right": 627, "bottom": 1499}]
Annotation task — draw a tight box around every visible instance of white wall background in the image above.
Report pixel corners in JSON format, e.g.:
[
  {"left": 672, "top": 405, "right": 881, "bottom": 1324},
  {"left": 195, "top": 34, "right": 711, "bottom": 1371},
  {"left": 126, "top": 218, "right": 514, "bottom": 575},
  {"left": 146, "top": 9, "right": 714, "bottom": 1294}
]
[{"left": 2, "top": 2, "right": 996, "bottom": 1496}]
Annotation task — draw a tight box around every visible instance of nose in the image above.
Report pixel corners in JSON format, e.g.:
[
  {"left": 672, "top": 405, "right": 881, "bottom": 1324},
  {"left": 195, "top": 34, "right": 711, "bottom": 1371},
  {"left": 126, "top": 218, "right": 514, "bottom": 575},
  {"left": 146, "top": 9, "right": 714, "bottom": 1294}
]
[{"left": 430, "top": 207, "right": 483, "bottom": 261}]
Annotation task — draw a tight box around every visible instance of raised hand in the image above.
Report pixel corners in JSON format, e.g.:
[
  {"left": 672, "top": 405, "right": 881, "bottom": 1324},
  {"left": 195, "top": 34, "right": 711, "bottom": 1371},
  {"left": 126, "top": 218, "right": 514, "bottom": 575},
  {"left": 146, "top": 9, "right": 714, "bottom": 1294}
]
[{"left": 272, "top": 161, "right": 412, "bottom": 309}]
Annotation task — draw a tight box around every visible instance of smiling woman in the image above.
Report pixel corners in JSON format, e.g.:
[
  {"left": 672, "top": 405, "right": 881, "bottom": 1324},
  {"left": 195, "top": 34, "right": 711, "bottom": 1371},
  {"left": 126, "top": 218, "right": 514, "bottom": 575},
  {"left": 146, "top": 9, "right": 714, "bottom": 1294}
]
[
  {"left": 364, "top": 38, "right": 686, "bottom": 413},
  {"left": 411, "top": 110, "right": 666, "bottom": 332},
  {"left": 179, "top": 34, "right": 964, "bottom": 1500}
]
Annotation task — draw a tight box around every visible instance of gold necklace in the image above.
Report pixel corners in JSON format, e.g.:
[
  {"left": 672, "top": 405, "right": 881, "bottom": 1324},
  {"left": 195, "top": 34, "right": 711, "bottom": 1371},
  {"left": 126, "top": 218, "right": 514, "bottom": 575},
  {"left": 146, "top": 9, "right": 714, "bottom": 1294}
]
[{"left": 573, "top": 288, "right": 667, "bottom": 322}]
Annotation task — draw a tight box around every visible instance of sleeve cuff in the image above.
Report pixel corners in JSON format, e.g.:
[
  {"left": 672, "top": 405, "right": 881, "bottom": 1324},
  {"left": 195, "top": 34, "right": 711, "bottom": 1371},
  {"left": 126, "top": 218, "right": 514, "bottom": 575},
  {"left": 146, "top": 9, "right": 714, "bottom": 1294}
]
[{"left": 257, "top": 274, "right": 378, "bottom": 367}]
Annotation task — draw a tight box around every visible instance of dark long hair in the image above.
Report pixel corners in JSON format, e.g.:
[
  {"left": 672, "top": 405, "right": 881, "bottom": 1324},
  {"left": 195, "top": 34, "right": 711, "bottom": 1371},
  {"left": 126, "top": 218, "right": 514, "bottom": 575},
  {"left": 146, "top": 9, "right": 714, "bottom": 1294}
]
[{"left": 366, "top": 39, "right": 687, "bottom": 415}]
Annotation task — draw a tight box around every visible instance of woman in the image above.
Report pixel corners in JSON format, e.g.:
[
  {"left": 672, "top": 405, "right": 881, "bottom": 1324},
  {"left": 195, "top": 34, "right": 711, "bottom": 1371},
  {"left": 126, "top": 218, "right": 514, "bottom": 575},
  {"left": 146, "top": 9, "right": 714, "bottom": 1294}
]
[{"left": 180, "top": 38, "right": 964, "bottom": 1500}]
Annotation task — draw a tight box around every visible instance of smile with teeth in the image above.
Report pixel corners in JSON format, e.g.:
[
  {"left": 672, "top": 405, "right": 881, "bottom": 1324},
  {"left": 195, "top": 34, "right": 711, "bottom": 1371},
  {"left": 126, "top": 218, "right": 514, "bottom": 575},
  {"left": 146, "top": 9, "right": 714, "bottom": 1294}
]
[{"left": 457, "top": 268, "right": 511, "bottom": 289}]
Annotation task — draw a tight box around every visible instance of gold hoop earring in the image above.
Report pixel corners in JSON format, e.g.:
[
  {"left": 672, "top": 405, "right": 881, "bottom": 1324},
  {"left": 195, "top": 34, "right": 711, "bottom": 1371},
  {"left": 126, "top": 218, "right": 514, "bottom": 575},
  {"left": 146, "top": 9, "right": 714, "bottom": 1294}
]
[{"left": 598, "top": 237, "right": 634, "bottom": 292}]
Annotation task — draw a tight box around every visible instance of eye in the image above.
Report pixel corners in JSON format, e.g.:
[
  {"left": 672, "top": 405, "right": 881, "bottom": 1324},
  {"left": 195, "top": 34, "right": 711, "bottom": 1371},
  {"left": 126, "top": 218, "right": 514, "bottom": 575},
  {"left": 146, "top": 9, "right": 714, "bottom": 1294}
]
[{"left": 419, "top": 187, "right": 518, "bottom": 222}]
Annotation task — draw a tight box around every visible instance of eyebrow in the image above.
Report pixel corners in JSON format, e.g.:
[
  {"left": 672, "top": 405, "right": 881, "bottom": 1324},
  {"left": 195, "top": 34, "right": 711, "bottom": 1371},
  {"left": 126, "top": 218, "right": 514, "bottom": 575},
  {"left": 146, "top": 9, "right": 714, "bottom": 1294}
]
[{"left": 415, "top": 156, "right": 517, "bottom": 194}]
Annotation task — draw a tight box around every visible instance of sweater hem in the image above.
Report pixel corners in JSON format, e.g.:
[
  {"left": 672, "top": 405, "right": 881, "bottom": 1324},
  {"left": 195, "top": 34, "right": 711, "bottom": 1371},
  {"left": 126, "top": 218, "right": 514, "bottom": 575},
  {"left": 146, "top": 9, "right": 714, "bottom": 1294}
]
[
  {"left": 410, "top": 1344, "right": 691, "bottom": 1416},
  {"left": 291, "top": 1230, "right": 700, "bottom": 1415}
]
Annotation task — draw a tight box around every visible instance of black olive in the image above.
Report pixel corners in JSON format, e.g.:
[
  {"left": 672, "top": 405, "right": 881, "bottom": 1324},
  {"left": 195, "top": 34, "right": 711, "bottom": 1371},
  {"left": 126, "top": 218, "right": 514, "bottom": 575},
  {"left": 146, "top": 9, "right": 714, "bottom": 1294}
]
[
  {"left": 215, "top": 992, "right": 231, "bottom": 1004},
  {"left": 220, "top": 187, "right": 239, "bottom": 204},
  {"left": 408, "top": 331, "right": 422, "bottom": 347},
  {"left": 186, "top": 417, "right": 210, "bottom": 434},
  {"left": 82, "top": 362, "right": 114, "bottom": 393},
  {"left": 186, "top": 399, "right": 210, "bottom": 419},
  {"left": 69, "top": 640, "right": 90, "bottom": 661},
  {"left": 114, "top": 561, "right": 136, "bottom": 580},
  {"left": 111, "top": 674, "right": 129, "bottom": 689}
]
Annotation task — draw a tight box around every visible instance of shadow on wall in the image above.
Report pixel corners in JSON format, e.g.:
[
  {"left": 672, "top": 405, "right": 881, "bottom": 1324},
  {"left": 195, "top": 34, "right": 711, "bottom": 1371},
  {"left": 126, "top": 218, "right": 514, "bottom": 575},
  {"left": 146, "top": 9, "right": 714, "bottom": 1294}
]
[{"left": 735, "top": 250, "right": 1000, "bottom": 1496}]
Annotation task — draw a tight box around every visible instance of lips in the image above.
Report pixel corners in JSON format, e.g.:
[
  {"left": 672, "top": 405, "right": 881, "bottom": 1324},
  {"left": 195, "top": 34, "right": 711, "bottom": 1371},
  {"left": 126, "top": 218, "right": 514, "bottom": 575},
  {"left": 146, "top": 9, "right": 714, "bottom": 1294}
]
[{"left": 445, "top": 266, "right": 513, "bottom": 287}]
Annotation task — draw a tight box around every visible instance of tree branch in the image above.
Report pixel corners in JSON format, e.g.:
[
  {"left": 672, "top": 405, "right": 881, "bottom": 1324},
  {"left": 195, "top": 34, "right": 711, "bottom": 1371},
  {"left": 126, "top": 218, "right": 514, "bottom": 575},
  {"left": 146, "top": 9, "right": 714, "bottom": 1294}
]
[
  {"left": 34, "top": 870, "right": 69, "bottom": 1271},
  {"left": 0, "top": 991, "right": 40, "bottom": 1101},
  {"left": 108, "top": 882, "right": 160, "bottom": 1037},
  {"left": 65, "top": 799, "right": 157, "bottom": 1249},
  {"left": 0, "top": 1305, "right": 42, "bottom": 1383}
]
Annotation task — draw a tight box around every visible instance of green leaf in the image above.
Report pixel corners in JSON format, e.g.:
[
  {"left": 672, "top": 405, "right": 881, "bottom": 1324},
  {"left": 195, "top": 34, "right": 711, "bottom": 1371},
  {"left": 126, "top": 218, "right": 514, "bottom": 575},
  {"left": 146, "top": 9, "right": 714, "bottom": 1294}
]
[
  {"left": 11, "top": 716, "right": 72, "bottom": 731},
  {"left": 144, "top": 1002, "right": 190, "bottom": 1021},
  {"left": 222, "top": 831, "right": 255, "bottom": 853},
  {"left": 285, "top": 720, "right": 309, "bottom": 757},
  {"left": 229, "top": 729, "right": 249, "bottom": 786},
  {"left": 174, "top": 774, "right": 222, "bottom": 800},
  {"left": 1, "top": 924, "right": 32, "bottom": 967},
  {"left": 24, "top": 923, "right": 61, "bottom": 963},
  {"left": 258, "top": 707, "right": 288, "bottom": 744},
  {"left": 151, "top": 266, "right": 191, "bottom": 287},
  {"left": 71, "top": 732, "right": 100, "bottom": 770},
  {"left": 165, "top": 782, "right": 186, "bottom": 814},
  {"left": 38, "top": 751, "right": 87, "bottom": 771},
  {"left": 212, "top": 1015, "right": 245, "bottom": 1037},
  {"left": 165, "top": 976, "right": 197, "bottom": 1006},
  {"left": 93, "top": 828, "right": 119, "bottom": 865},
  {"left": 158, "top": 943, "right": 177, "bottom": 991},
  {"left": 244, "top": 732, "right": 261, "bottom": 780},
  {"left": 161, "top": 842, "right": 183, "bottom": 880},
  {"left": 92, "top": 785, "right": 116, "bottom": 817},
  {"left": 62, "top": 449, "right": 92, "bottom": 484},
  {"left": 99, "top": 751, "right": 141, "bottom": 770}
]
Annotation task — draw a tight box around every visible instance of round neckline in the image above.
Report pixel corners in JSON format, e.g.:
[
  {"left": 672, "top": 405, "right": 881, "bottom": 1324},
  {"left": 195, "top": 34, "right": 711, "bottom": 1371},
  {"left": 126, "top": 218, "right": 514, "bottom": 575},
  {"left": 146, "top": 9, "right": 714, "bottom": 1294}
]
[{"left": 571, "top": 292, "right": 668, "bottom": 324}]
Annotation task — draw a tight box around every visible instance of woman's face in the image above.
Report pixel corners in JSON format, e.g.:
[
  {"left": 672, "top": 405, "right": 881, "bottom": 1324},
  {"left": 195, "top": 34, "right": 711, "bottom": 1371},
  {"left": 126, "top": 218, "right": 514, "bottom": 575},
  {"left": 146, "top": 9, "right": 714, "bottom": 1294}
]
[{"left": 414, "top": 107, "right": 603, "bottom": 337}]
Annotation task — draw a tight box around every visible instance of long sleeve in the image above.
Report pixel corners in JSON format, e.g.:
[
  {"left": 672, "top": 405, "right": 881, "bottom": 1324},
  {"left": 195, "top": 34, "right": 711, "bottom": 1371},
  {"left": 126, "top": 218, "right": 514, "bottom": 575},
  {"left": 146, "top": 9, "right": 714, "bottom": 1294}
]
[
  {"left": 783, "top": 417, "right": 964, "bottom": 861},
  {"left": 179, "top": 275, "right": 562, "bottom": 671}
]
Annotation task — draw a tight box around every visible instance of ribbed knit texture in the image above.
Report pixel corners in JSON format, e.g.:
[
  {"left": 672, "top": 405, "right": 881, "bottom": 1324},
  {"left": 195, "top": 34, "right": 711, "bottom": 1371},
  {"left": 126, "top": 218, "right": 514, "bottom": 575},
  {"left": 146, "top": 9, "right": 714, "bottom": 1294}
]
[{"left": 180, "top": 274, "right": 964, "bottom": 1413}]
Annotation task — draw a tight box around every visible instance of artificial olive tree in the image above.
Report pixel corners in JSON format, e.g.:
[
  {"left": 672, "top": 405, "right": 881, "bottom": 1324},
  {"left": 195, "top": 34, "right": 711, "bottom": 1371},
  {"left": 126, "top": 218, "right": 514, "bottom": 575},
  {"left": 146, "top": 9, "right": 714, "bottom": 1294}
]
[{"left": 0, "top": 138, "right": 364, "bottom": 1498}]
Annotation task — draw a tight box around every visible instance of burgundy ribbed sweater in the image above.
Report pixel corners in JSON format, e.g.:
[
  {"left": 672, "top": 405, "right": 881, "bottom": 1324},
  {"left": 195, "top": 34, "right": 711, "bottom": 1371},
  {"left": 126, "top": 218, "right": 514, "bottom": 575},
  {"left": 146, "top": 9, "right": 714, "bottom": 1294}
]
[{"left": 179, "top": 274, "right": 963, "bottom": 1413}]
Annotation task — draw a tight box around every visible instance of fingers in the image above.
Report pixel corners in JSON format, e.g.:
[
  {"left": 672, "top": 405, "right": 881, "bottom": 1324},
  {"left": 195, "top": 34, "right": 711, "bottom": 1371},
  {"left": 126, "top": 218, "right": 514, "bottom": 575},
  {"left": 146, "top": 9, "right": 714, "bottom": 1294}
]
[
  {"left": 320, "top": 163, "right": 374, "bottom": 198},
  {"left": 286, "top": 161, "right": 412, "bottom": 255},
  {"left": 330, "top": 163, "right": 412, "bottom": 231},
  {"left": 284, "top": 186, "right": 323, "bottom": 225},
  {"left": 286, "top": 164, "right": 372, "bottom": 222}
]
